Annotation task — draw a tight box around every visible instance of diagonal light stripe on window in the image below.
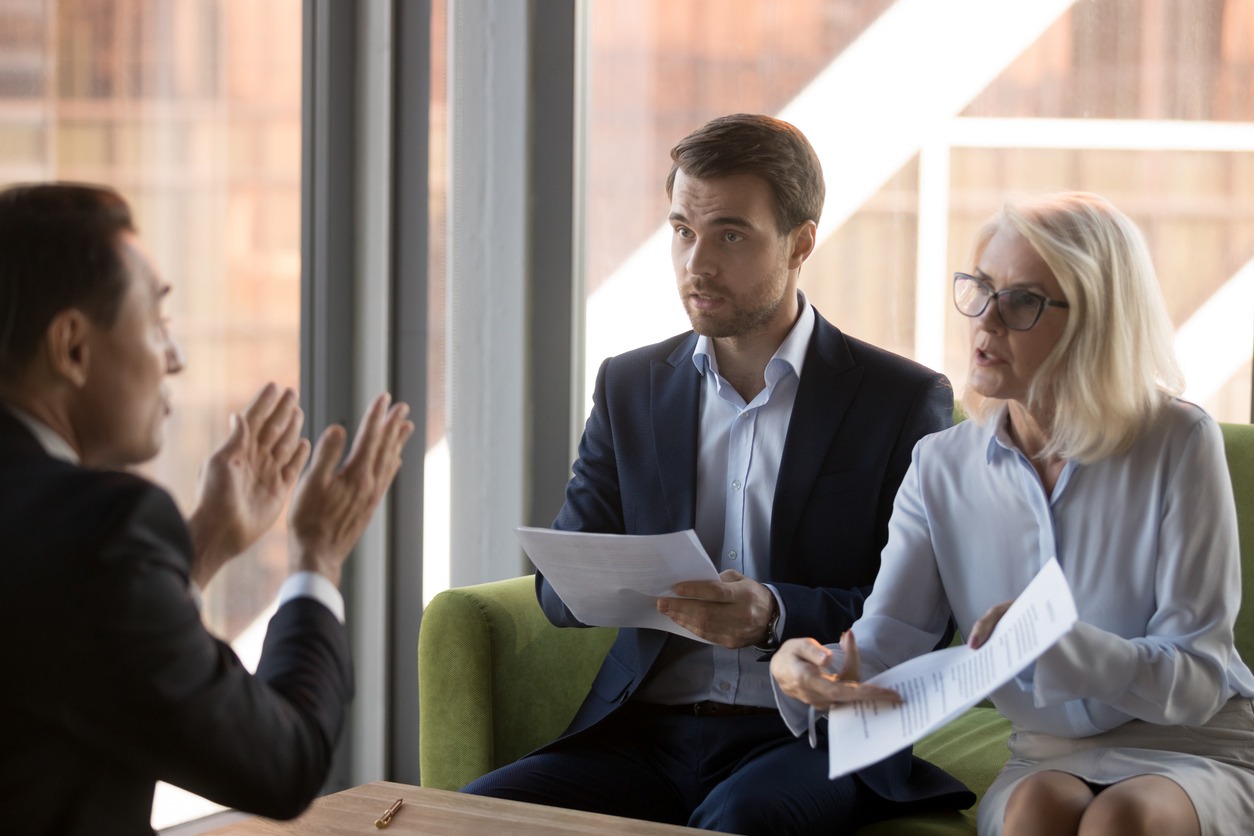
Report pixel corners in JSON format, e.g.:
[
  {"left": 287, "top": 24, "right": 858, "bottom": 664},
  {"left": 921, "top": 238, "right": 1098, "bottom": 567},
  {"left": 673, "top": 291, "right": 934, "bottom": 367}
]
[
  {"left": 585, "top": 0, "right": 1077, "bottom": 400},
  {"left": 1175, "top": 260, "right": 1254, "bottom": 407}
]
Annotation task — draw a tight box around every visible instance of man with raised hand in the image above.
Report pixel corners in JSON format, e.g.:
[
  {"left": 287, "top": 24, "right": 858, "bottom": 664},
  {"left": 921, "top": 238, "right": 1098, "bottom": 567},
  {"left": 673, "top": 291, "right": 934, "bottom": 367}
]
[{"left": 0, "top": 183, "right": 413, "bottom": 834}]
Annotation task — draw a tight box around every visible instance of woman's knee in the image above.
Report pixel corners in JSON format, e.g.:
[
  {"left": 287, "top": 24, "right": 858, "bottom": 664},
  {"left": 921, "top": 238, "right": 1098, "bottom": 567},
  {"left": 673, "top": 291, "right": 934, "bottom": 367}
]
[
  {"left": 1002, "top": 771, "right": 1092, "bottom": 834},
  {"left": 1078, "top": 776, "right": 1200, "bottom": 836}
]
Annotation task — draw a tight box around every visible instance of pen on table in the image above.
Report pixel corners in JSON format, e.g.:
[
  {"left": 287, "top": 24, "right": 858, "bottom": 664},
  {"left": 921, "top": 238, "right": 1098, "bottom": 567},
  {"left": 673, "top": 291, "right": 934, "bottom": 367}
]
[{"left": 375, "top": 797, "right": 403, "bottom": 828}]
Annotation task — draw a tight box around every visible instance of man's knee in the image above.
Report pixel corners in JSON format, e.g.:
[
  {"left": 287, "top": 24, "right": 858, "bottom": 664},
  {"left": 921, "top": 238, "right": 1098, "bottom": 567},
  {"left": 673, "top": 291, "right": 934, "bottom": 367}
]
[
  {"left": 458, "top": 759, "right": 565, "bottom": 803},
  {"left": 688, "top": 791, "right": 777, "bottom": 835},
  {"left": 458, "top": 764, "right": 516, "bottom": 798},
  {"left": 690, "top": 778, "right": 860, "bottom": 836}
]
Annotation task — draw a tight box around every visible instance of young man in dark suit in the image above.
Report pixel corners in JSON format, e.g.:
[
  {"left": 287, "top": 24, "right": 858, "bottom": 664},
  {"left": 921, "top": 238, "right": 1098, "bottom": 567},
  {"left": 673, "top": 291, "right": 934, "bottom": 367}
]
[
  {"left": 0, "top": 183, "right": 413, "bottom": 834},
  {"left": 463, "top": 114, "right": 971, "bottom": 834}
]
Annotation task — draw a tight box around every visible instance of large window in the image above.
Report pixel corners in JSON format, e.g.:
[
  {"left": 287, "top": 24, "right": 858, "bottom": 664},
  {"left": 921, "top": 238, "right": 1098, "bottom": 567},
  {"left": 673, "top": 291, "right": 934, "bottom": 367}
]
[
  {"left": 0, "top": 0, "right": 303, "bottom": 827},
  {"left": 423, "top": 0, "right": 450, "bottom": 604},
  {"left": 581, "top": 0, "right": 1254, "bottom": 423},
  {"left": 418, "top": 0, "right": 1254, "bottom": 607}
]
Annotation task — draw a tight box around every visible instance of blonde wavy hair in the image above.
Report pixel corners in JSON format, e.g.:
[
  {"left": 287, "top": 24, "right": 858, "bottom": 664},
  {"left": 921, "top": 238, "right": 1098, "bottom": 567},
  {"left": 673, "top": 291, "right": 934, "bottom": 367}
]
[{"left": 962, "top": 192, "right": 1184, "bottom": 462}]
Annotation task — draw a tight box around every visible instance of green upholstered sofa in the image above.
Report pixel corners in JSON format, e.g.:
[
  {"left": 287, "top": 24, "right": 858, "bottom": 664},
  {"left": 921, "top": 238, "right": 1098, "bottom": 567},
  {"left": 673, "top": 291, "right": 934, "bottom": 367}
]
[{"left": 417, "top": 421, "right": 1254, "bottom": 834}]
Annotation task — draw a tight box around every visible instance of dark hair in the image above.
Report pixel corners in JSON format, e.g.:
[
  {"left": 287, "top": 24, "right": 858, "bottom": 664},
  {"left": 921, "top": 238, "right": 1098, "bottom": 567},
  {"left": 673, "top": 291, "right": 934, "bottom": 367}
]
[
  {"left": 665, "top": 113, "right": 825, "bottom": 234},
  {"left": 0, "top": 183, "right": 135, "bottom": 379}
]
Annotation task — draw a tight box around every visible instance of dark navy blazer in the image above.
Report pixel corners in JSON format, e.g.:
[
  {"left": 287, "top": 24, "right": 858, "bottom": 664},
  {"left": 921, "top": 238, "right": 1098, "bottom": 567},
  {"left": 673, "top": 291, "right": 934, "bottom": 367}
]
[{"left": 535, "top": 308, "right": 960, "bottom": 801}]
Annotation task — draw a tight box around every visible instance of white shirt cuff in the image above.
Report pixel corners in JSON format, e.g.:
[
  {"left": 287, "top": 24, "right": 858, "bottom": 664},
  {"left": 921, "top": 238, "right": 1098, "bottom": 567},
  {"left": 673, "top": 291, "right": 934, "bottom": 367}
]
[{"left": 277, "top": 571, "right": 346, "bottom": 624}]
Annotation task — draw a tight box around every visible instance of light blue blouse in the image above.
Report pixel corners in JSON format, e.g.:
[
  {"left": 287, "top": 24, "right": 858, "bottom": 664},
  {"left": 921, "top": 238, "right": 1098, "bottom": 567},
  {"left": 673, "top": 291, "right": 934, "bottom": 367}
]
[{"left": 778, "top": 399, "right": 1254, "bottom": 739}]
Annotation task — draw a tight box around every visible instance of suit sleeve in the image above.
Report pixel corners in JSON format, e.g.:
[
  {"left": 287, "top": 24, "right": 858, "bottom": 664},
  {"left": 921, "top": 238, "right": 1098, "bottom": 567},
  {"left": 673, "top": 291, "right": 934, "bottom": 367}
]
[
  {"left": 770, "top": 371, "right": 953, "bottom": 644},
  {"left": 536, "top": 357, "right": 623, "bottom": 626},
  {"left": 64, "top": 484, "right": 353, "bottom": 819}
]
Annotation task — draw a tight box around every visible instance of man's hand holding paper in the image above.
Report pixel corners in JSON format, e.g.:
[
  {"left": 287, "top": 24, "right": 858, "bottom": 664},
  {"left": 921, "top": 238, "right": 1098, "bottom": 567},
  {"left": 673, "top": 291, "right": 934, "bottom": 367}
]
[
  {"left": 514, "top": 527, "right": 723, "bottom": 643},
  {"left": 657, "top": 569, "right": 779, "bottom": 649}
]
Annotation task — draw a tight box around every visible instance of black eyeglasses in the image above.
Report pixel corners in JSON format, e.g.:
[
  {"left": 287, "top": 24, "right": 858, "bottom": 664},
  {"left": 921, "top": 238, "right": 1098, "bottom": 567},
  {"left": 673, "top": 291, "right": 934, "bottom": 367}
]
[{"left": 953, "top": 272, "right": 1069, "bottom": 331}]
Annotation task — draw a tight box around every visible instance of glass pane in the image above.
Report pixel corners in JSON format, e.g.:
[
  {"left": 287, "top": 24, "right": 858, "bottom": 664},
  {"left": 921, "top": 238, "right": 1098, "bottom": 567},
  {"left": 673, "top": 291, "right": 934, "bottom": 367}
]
[
  {"left": 582, "top": 0, "right": 1254, "bottom": 423},
  {"left": 424, "top": 0, "right": 450, "bottom": 604},
  {"left": 0, "top": 0, "right": 303, "bottom": 827}
]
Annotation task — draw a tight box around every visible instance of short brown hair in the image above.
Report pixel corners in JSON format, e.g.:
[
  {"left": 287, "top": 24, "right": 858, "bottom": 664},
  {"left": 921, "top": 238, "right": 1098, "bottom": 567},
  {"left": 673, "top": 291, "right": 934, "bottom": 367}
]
[
  {"left": 0, "top": 183, "right": 135, "bottom": 379},
  {"left": 666, "top": 113, "right": 825, "bottom": 234}
]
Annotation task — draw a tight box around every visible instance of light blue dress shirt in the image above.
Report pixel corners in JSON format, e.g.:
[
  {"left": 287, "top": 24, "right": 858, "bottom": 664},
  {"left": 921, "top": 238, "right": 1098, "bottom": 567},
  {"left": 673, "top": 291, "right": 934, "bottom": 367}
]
[
  {"left": 777, "top": 399, "right": 1254, "bottom": 737},
  {"left": 637, "top": 293, "right": 815, "bottom": 707}
]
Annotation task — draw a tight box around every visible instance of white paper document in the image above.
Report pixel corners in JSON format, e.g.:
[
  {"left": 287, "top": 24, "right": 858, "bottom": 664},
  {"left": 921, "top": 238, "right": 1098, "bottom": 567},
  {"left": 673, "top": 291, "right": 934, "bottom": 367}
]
[
  {"left": 826, "top": 557, "right": 1077, "bottom": 778},
  {"left": 514, "top": 527, "right": 721, "bottom": 643}
]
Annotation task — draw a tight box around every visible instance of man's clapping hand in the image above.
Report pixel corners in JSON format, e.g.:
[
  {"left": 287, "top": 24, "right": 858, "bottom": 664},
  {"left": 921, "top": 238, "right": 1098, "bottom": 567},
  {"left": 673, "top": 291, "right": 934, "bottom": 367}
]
[
  {"left": 287, "top": 392, "right": 414, "bottom": 585},
  {"left": 187, "top": 384, "right": 311, "bottom": 588}
]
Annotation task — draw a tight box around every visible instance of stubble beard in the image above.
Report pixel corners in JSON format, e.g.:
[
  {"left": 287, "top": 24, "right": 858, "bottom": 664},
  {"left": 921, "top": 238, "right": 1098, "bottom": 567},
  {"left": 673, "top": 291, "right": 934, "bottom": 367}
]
[{"left": 682, "top": 280, "right": 788, "bottom": 340}]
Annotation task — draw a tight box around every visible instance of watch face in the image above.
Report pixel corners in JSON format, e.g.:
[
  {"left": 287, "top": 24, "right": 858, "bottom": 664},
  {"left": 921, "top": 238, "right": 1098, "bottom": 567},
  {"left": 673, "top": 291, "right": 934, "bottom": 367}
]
[{"left": 755, "top": 612, "right": 780, "bottom": 651}]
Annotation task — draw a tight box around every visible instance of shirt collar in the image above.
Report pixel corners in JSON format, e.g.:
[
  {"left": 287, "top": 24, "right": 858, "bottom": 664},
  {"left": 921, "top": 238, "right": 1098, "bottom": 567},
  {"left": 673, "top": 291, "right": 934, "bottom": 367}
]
[
  {"left": 982, "top": 402, "right": 1015, "bottom": 464},
  {"left": 980, "top": 401, "right": 1080, "bottom": 501},
  {"left": 3, "top": 404, "right": 81, "bottom": 464},
  {"left": 691, "top": 289, "right": 815, "bottom": 383}
]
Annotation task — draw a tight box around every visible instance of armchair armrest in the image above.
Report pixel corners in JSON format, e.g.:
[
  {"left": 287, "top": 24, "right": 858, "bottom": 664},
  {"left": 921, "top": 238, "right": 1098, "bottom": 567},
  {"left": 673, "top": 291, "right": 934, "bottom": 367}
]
[
  {"left": 1221, "top": 422, "right": 1254, "bottom": 664},
  {"left": 417, "top": 574, "right": 617, "bottom": 790}
]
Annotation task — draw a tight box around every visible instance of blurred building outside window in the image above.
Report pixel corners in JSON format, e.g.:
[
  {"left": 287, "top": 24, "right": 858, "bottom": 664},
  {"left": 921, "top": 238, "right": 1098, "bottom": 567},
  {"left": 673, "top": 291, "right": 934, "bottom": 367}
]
[
  {"left": 580, "top": 0, "right": 1254, "bottom": 427},
  {"left": 420, "top": 0, "right": 1254, "bottom": 609}
]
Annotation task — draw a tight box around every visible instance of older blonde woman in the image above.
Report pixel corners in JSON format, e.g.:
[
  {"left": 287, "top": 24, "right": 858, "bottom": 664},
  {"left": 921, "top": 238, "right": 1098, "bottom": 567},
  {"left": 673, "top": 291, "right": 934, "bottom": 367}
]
[{"left": 771, "top": 192, "right": 1254, "bottom": 836}]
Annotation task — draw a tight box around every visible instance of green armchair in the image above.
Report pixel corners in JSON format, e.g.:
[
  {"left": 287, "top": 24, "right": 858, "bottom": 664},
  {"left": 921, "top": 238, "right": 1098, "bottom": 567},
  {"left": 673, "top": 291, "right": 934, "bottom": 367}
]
[{"left": 418, "top": 421, "right": 1254, "bottom": 834}]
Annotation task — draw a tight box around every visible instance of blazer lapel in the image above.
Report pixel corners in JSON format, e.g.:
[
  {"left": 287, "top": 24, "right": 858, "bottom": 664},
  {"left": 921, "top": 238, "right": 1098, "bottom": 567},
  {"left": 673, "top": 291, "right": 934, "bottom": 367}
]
[
  {"left": 770, "top": 313, "right": 862, "bottom": 572},
  {"left": 650, "top": 335, "right": 700, "bottom": 532}
]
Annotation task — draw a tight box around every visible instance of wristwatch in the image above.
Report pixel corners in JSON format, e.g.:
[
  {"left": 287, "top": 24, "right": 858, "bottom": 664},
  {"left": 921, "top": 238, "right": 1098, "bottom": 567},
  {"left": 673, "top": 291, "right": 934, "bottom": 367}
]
[{"left": 753, "top": 600, "right": 781, "bottom": 652}]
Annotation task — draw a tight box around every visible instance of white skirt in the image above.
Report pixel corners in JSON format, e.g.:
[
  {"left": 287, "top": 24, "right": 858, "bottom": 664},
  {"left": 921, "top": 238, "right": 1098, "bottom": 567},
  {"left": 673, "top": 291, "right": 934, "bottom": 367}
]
[{"left": 978, "top": 697, "right": 1254, "bottom": 836}]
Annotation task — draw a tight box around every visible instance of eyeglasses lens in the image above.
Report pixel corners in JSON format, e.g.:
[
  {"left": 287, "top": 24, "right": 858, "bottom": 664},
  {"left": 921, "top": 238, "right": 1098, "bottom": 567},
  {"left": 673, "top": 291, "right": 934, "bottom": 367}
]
[
  {"left": 953, "top": 276, "right": 1042, "bottom": 331},
  {"left": 954, "top": 276, "right": 988, "bottom": 317},
  {"left": 999, "top": 290, "right": 1043, "bottom": 330}
]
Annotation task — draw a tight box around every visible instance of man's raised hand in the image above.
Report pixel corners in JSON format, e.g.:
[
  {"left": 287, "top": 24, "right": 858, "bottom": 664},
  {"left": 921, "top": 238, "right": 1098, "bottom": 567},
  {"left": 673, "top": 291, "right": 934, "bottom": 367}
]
[{"left": 287, "top": 392, "right": 414, "bottom": 585}]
